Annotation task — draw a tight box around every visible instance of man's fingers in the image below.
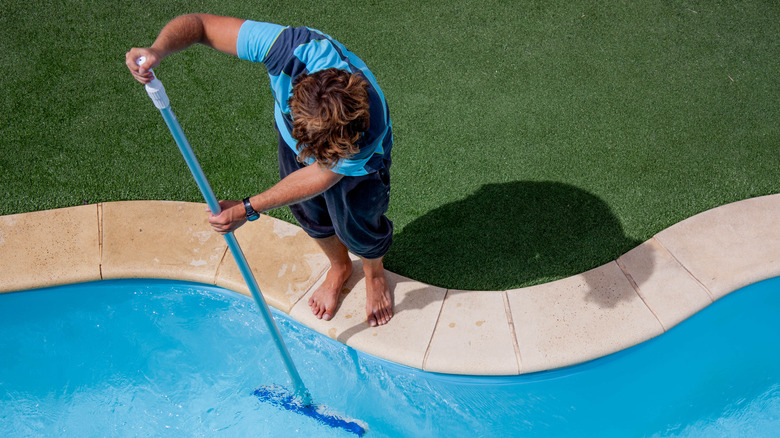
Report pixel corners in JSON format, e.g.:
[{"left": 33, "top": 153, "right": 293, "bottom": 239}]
[
  {"left": 125, "top": 48, "right": 160, "bottom": 84},
  {"left": 207, "top": 210, "right": 233, "bottom": 235},
  {"left": 205, "top": 200, "right": 245, "bottom": 235}
]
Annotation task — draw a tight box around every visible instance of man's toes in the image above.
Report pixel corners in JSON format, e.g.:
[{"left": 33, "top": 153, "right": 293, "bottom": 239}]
[
  {"left": 381, "top": 308, "right": 393, "bottom": 325},
  {"left": 367, "top": 309, "right": 391, "bottom": 327}
]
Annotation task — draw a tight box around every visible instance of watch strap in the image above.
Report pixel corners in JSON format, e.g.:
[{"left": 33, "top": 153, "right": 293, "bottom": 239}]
[{"left": 243, "top": 197, "right": 260, "bottom": 221}]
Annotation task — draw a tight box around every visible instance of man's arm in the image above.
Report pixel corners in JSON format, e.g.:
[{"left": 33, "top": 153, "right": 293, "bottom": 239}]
[
  {"left": 125, "top": 14, "right": 244, "bottom": 84},
  {"left": 208, "top": 164, "right": 345, "bottom": 234}
]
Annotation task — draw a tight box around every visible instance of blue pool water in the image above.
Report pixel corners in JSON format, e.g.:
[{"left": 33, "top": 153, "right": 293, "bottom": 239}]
[{"left": 1, "top": 277, "right": 778, "bottom": 437}]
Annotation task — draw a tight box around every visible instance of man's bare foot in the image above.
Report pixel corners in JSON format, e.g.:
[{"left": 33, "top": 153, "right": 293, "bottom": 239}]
[
  {"left": 366, "top": 274, "right": 393, "bottom": 327},
  {"left": 309, "top": 262, "right": 352, "bottom": 321},
  {"left": 363, "top": 258, "right": 393, "bottom": 327}
]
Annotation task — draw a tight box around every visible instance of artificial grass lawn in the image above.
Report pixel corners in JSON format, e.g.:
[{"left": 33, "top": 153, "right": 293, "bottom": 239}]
[{"left": 1, "top": 1, "right": 777, "bottom": 290}]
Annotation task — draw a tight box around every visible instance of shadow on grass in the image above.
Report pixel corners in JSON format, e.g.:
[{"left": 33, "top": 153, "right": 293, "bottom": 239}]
[{"left": 385, "top": 181, "right": 644, "bottom": 291}]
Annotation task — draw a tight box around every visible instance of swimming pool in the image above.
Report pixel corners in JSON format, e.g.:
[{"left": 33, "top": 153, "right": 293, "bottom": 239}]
[{"left": 1, "top": 277, "right": 778, "bottom": 437}]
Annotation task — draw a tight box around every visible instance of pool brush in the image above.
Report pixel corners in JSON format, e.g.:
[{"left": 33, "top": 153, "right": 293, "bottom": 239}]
[{"left": 134, "top": 57, "right": 367, "bottom": 436}]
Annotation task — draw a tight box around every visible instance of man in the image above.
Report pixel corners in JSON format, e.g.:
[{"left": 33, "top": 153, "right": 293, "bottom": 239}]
[{"left": 126, "top": 14, "right": 394, "bottom": 327}]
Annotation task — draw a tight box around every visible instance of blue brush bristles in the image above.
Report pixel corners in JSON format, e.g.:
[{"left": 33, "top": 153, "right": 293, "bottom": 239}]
[{"left": 254, "top": 385, "right": 367, "bottom": 436}]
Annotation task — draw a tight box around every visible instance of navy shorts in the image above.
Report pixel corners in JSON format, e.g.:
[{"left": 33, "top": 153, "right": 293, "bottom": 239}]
[{"left": 277, "top": 137, "right": 393, "bottom": 260}]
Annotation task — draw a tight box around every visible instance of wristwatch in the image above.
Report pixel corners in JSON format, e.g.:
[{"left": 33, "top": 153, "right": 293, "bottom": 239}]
[{"left": 243, "top": 197, "right": 260, "bottom": 221}]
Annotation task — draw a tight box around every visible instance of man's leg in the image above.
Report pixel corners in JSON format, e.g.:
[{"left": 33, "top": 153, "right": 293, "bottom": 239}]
[
  {"left": 323, "top": 165, "right": 393, "bottom": 326},
  {"left": 362, "top": 256, "right": 393, "bottom": 327},
  {"left": 309, "top": 235, "right": 353, "bottom": 321},
  {"left": 278, "top": 132, "right": 348, "bottom": 321}
]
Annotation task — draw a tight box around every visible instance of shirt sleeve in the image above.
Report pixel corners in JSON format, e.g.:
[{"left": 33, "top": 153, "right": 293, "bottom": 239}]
[
  {"left": 236, "top": 20, "right": 286, "bottom": 63},
  {"left": 329, "top": 151, "right": 374, "bottom": 176}
]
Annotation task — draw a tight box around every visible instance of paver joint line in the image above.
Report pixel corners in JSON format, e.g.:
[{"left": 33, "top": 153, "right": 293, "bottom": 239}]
[
  {"left": 97, "top": 203, "right": 104, "bottom": 280},
  {"left": 422, "top": 289, "right": 450, "bottom": 371},
  {"left": 502, "top": 290, "right": 524, "bottom": 373},
  {"left": 212, "top": 244, "right": 231, "bottom": 287},
  {"left": 616, "top": 257, "right": 667, "bottom": 331},
  {"left": 652, "top": 236, "right": 715, "bottom": 302}
]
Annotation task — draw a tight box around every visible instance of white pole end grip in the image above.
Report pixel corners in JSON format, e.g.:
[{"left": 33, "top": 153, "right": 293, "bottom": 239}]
[{"left": 136, "top": 56, "right": 170, "bottom": 110}]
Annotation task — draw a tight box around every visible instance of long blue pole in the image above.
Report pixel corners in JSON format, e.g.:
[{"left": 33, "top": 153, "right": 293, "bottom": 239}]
[{"left": 137, "top": 59, "right": 312, "bottom": 405}]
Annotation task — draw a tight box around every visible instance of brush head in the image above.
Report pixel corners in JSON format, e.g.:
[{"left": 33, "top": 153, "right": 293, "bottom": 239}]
[{"left": 254, "top": 385, "right": 367, "bottom": 436}]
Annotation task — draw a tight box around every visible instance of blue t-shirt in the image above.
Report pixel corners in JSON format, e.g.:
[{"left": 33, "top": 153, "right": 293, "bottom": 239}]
[{"left": 236, "top": 20, "right": 392, "bottom": 176}]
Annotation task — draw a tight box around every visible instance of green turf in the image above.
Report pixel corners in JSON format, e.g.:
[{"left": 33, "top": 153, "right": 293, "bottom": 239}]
[{"left": 1, "top": 1, "right": 778, "bottom": 290}]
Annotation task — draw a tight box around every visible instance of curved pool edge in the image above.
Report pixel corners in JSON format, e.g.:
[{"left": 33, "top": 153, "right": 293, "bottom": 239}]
[{"left": 1, "top": 194, "right": 778, "bottom": 376}]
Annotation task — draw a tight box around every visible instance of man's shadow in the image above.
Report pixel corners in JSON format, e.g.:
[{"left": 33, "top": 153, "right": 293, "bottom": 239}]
[{"left": 385, "top": 181, "right": 644, "bottom": 291}]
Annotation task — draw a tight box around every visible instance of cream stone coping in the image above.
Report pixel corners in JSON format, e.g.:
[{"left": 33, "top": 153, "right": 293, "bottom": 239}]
[{"left": 1, "top": 195, "right": 778, "bottom": 375}]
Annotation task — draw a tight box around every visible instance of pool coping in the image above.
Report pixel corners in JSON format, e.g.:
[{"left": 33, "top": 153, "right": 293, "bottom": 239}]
[{"left": 1, "top": 194, "right": 778, "bottom": 375}]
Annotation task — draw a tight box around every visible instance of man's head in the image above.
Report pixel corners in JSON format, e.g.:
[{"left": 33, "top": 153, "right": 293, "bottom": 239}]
[{"left": 289, "top": 68, "right": 370, "bottom": 168}]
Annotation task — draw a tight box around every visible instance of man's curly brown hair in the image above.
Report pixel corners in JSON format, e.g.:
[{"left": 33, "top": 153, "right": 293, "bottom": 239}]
[{"left": 289, "top": 68, "right": 371, "bottom": 168}]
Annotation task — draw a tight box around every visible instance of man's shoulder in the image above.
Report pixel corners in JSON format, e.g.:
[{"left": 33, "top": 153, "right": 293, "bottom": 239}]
[{"left": 236, "top": 21, "right": 286, "bottom": 63}]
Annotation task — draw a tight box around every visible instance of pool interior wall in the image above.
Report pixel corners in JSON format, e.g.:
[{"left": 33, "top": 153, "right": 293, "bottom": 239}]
[
  {"left": 0, "top": 194, "right": 779, "bottom": 376},
  {"left": 1, "top": 277, "right": 778, "bottom": 437}
]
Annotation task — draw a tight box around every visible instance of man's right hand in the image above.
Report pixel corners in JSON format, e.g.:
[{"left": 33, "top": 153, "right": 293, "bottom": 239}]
[
  {"left": 124, "top": 14, "right": 243, "bottom": 86},
  {"left": 125, "top": 47, "right": 163, "bottom": 84}
]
